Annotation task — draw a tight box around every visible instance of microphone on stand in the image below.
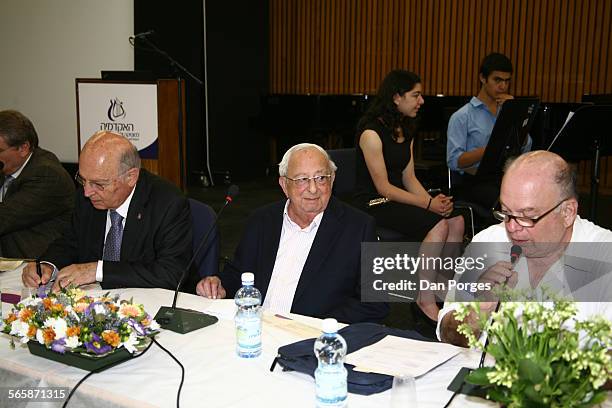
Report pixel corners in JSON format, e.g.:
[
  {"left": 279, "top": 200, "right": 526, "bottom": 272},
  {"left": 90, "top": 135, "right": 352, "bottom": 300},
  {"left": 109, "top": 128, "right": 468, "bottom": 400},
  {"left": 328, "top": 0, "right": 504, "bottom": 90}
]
[
  {"left": 444, "top": 245, "right": 522, "bottom": 405},
  {"left": 478, "top": 244, "right": 522, "bottom": 368},
  {"left": 154, "top": 184, "right": 239, "bottom": 334},
  {"left": 133, "top": 29, "right": 155, "bottom": 39}
]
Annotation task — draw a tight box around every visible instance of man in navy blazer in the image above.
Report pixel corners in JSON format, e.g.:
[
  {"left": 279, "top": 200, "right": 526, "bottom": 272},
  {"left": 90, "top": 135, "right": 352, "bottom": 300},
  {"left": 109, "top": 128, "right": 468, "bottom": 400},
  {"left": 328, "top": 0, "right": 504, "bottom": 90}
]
[
  {"left": 197, "top": 143, "right": 388, "bottom": 324},
  {"left": 22, "top": 131, "right": 192, "bottom": 291}
]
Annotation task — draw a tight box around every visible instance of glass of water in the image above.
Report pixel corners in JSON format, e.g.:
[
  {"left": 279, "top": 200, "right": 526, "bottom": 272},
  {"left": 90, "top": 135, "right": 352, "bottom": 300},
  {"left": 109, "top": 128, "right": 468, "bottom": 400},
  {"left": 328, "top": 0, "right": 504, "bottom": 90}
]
[{"left": 390, "top": 374, "right": 417, "bottom": 407}]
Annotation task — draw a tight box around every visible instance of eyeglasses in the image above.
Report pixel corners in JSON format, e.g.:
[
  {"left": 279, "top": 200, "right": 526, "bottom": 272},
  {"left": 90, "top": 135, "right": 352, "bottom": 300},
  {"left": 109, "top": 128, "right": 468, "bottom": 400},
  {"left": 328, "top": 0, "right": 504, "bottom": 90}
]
[
  {"left": 75, "top": 171, "right": 129, "bottom": 192},
  {"left": 285, "top": 174, "right": 332, "bottom": 188},
  {"left": 492, "top": 197, "right": 569, "bottom": 227}
]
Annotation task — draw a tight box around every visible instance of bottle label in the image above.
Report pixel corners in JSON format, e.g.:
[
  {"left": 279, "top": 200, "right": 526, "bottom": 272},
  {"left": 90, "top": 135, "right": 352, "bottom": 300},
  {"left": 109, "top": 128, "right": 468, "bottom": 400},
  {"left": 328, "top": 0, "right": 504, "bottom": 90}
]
[
  {"left": 236, "top": 317, "right": 261, "bottom": 352},
  {"left": 315, "top": 368, "right": 347, "bottom": 407}
]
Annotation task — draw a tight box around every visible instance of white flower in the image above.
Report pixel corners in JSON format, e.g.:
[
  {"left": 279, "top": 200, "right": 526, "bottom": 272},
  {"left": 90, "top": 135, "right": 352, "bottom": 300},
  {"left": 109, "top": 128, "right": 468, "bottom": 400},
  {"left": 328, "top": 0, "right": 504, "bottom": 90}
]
[
  {"left": 36, "top": 329, "right": 45, "bottom": 344},
  {"left": 9, "top": 320, "right": 30, "bottom": 339},
  {"left": 19, "top": 297, "right": 42, "bottom": 308},
  {"left": 120, "top": 332, "right": 139, "bottom": 354},
  {"left": 64, "top": 336, "right": 81, "bottom": 349},
  {"left": 149, "top": 320, "right": 160, "bottom": 331},
  {"left": 44, "top": 317, "right": 68, "bottom": 339},
  {"left": 93, "top": 304, "right": 107, "bottom": 316}
]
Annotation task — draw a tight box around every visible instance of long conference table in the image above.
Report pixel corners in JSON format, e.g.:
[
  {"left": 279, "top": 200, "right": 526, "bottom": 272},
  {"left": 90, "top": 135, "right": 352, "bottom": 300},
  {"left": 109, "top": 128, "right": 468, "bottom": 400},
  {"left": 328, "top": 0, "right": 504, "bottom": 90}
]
[{"left": 1, "top": 266, "right": 610, "bottom": 408}]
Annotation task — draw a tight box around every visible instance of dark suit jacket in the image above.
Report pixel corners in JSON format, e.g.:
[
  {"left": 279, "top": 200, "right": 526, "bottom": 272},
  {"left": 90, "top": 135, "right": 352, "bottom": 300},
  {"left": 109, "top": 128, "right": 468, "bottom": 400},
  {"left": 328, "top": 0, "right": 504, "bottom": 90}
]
[
  {"left": 220, "top": 197, "right": 389, "bottom": 324},
  {"left": 43, "top": 169, "right": 192, "bottom": 290},
  {"left": 0, "top": 147, "right": 75, "bottom": 258}
]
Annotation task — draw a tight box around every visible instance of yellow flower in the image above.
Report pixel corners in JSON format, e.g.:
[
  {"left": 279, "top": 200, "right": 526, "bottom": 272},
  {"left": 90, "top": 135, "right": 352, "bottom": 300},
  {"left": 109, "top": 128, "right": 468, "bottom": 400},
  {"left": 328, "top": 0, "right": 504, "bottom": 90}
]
[
  {"left": 18, "top": 308, "right": 33, "bottom": 322},
  {"left": 73, "top": 302, "right": 89, "bottom": 313},
  {"left": 102, "top": 330, "right": 120, "bottom": 347},
  {"left": 119, "top": 304, "right": 142, "bottom": 318},
  {"left": 66, "top": 326, "right": 81, "bottom": 338},
  {"left": 42, "top": 328, "right": 56, "bottom": 345}
]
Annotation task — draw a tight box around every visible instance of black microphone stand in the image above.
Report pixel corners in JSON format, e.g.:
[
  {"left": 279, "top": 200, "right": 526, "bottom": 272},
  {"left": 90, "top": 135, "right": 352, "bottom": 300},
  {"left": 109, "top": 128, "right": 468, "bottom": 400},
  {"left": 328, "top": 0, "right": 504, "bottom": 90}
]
[
  {"left": 154, "top": 186, "right": 238, "bottom": 334},
  {"left": 130, "top": 34, "right": 214, "bottom": 188}
]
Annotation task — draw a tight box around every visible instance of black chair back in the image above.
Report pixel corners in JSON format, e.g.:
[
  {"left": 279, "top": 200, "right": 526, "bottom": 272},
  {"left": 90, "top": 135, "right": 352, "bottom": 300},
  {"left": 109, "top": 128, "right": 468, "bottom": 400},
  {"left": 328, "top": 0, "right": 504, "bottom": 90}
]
[{"left": 327, "top": 148, "right": 356, "bottom": 196}]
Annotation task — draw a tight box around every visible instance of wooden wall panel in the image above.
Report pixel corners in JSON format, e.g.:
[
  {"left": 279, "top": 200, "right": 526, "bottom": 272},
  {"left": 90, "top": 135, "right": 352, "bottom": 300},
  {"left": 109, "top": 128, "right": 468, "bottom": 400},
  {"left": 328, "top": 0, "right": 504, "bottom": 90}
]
[{"left": 269, "top": 0, "right": 612, "bottom": 101}]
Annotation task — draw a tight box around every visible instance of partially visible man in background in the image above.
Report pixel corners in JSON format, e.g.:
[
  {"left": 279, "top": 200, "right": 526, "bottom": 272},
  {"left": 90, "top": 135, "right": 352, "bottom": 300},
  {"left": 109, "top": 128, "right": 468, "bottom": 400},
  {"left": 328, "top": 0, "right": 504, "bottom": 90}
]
[{"left": 0, "top": 110, "right": 74, "bottom": 258}]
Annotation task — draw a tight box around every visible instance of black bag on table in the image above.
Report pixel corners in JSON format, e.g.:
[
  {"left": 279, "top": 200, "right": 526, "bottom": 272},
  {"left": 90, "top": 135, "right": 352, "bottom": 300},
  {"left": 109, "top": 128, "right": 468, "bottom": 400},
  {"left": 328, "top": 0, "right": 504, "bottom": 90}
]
[{"left": 271, "top": 322, "right": 433, "bottom": 396}]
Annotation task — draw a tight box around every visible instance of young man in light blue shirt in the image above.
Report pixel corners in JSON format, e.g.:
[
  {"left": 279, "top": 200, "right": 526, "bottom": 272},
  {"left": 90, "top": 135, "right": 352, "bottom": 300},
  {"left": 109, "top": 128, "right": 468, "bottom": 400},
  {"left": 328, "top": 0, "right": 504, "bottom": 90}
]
[{"left": 446, "top": 53, "right": 531, "bottom": 209}]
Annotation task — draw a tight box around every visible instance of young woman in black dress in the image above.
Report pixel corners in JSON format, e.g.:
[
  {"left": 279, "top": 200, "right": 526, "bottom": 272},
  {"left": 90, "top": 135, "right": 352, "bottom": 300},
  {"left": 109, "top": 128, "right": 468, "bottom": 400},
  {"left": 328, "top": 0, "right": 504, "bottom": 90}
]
[{"left": 354, "top": 70, "right": 464, "bottom": 322}]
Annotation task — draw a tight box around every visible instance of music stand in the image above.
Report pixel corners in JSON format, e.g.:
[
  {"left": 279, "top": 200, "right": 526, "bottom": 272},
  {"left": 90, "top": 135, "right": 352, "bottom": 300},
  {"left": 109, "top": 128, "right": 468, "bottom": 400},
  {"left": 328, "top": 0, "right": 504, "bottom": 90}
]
[
  {"left": 477, "top": 98, "right": 540, "bottom": 179},
  {"left": 548, "top": 105, "right": 612, "bottom": 222}
]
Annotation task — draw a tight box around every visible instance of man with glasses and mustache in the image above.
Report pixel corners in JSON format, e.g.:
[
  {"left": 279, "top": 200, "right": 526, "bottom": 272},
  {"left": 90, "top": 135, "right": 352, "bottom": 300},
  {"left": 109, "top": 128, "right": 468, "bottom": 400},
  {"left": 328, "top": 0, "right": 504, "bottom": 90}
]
[
  {"left": 0, "top": 110, "right": 74, "bottom": 259},
  {"left": 22, "top": 131, "right": 192, "bottom": 292},
  {"left": 437, "top": 151, "right": 612, "bottom": 346},
  {"left": 197, "top": 143, "right": 389, "bottom": 324}
]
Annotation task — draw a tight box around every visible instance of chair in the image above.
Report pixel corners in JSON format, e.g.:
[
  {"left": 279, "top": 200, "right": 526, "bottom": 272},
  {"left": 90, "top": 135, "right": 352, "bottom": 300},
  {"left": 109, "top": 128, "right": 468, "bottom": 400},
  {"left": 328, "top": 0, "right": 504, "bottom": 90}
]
[
  {"left": 447, "top": 169, "right": 498, "bottom": 239},
  {"left": 188, "top": 198, "right": 220, "bottom": 277},
  {"left": 327, "top": 148, "right": 407, "bottom": 241}
]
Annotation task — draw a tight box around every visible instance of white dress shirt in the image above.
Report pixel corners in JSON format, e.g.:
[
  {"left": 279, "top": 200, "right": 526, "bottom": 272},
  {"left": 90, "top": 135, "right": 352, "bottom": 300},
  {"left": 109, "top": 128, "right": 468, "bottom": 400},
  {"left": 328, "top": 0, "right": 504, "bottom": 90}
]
[
  {"left": 436, "top": 216, "right": 612, "bottom": 341},
  {"left": 262, "top": 200, "right": 324, "bottom": 315}
]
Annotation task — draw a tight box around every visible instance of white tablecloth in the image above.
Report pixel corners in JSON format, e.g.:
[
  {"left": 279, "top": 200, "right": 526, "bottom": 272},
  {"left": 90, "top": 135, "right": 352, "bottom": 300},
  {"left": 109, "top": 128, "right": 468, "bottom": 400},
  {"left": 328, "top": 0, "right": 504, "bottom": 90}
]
[{"left": 0, "top": 267, "right": 609, "bottom": 408}]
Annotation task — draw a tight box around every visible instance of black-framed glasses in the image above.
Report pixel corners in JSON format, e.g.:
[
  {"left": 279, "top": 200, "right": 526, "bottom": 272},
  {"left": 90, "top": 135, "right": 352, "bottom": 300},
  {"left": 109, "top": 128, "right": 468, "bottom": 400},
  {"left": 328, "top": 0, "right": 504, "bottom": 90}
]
[
  {"left": 492, "top": 197, "right": 569, "bottom": 227},
  {"left": 285, "top": 174, "right": 332, "bottom": 188},
  {"left": 75, "top": 171, "right": 128, "bottom": 192}
]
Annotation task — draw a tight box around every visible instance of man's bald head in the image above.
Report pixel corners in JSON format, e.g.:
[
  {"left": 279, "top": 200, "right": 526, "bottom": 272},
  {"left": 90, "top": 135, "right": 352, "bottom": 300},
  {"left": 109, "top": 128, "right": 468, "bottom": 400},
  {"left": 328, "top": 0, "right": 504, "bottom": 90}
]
[
  {"left": 78, "top": 131, "right": 141, "bottom": 210},
  {"left": 504, "top": 150, "right": 576, "bottom": 201},
  {"left": 81, "top": 131, "right": 141, "bottom": 174},
  {"left": 500, "top": 151, "right": 578, "bottom": 252}
]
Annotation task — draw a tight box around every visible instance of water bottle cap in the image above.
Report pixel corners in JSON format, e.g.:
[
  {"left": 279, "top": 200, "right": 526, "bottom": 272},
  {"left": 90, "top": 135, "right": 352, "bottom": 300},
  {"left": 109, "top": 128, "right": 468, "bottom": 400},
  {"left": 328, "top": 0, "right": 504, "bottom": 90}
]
[
  {"left": 321, "top": 318, "right": 338, "bottom": 333},
  {"left": 241, "top": 272, "right": 254, "bottom": 284}
]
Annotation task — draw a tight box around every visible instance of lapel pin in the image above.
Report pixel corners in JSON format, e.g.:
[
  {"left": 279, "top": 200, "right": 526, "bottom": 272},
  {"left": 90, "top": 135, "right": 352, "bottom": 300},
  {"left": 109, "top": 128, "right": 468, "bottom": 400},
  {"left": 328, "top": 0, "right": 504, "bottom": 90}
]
[{"left": 137, "top": 213, "right": 142, "bottom": 220}]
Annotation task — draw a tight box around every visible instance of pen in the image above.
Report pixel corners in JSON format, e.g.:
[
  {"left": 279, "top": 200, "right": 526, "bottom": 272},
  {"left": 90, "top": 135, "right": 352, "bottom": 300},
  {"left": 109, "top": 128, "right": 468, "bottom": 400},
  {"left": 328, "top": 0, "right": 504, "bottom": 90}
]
[{"left": 36, "top": 259, "right": 42, "bottom": 286}]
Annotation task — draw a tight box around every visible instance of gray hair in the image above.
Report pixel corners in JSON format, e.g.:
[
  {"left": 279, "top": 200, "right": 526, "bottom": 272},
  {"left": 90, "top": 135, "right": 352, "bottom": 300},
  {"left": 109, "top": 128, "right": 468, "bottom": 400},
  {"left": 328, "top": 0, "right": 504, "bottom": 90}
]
[
  {"left": 278, "top": 143, "right": 337, "bottom": 176},
  {"left": 118, "top": 142, "right": 141, "bottom": 174}
]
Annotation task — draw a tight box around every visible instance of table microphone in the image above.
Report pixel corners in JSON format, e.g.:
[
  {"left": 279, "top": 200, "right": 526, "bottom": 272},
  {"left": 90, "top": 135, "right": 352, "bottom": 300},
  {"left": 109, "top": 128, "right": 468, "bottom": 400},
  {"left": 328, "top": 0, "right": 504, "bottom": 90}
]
[
  {"left": 154, "top": 184, "right": 239, "bottom": 334},
  {"left": 444, "top": 244, "right": 522, "bottom": 406},
  {"left": 478, "top": 244, "right": 522, "bottom": 368}
]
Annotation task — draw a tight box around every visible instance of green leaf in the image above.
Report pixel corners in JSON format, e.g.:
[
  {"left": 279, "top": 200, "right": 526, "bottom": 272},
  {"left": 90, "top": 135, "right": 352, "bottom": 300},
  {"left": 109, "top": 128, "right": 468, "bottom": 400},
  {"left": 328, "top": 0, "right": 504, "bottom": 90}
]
[
  {"left": 466, "top": 367, "right": 493, "bottom": 386},
  {"left": 486, "top": 343, "right": 504, "bottom": 358},
  {"left": 487, "top": 388, "right": 511, "bottom": 404},
  {"left": 518, "top": 358, "right": 545, "bottom": 384},
  {"left": 524, "top": 386, "right": 544, "bottom": 404}
]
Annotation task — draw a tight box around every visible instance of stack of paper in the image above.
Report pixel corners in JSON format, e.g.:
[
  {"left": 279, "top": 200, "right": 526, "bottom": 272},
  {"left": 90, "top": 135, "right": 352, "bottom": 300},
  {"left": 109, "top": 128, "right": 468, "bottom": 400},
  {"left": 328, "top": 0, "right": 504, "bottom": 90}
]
[{"left": 345, "top": 335, "right": 462, "bottom": 378}]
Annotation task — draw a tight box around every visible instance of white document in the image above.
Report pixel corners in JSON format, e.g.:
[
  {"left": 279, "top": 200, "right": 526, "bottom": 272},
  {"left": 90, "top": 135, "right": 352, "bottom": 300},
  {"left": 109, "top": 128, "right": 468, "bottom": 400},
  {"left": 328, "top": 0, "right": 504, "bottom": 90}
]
[
  {"left": 0, "top": 258, "right": 25, "bottom": 272},
  {"left": 345, "top": 335, "right": 462, "bottom": 378}
]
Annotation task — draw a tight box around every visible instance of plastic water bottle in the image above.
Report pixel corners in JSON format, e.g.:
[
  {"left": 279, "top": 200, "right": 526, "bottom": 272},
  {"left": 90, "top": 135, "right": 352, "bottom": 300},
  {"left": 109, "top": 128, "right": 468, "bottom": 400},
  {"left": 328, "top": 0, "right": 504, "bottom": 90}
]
[
  {"left": 314, "top": 318, "right": 348, "bottom": 407},
  {"left": 234, "top": 272, "right": 262, "bottom": 358}
]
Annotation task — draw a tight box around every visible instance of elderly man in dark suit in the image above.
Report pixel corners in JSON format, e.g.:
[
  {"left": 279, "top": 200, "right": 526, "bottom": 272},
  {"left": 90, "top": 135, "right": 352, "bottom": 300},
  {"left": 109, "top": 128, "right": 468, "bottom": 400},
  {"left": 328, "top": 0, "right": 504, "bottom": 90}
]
[
  {"left": 22, "top": 131, "right": 192, "bottom": 291},
  {"left": 0, "top": 110, "right": 74, "bottom": 259},
  {"left": 197, "top": 143, "right": 388, "bottom": 324}
]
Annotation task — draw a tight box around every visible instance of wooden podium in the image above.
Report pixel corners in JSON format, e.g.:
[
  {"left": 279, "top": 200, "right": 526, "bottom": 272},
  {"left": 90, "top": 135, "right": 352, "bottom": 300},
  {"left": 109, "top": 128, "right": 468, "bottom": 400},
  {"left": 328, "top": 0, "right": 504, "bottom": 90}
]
[{"left": 76, "top": 79, "right": 186, "bottom": 190}]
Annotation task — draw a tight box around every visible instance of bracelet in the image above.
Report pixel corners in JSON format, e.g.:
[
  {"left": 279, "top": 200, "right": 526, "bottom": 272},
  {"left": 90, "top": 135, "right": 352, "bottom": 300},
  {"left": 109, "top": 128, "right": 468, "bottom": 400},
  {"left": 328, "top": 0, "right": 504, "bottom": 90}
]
[{"left": 426, "top": 197, "right": 432, "bottom": 210}]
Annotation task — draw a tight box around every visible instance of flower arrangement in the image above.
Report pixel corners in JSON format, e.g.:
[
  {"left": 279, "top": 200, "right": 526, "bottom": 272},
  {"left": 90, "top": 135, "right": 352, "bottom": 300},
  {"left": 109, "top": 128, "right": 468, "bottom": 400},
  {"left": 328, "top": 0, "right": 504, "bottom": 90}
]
[
  {"left": 1, "top": 286, "right": 159, "bottom": 357},
  {"left": 455, "top": 301, "right": 611, "bottom": 408}
]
